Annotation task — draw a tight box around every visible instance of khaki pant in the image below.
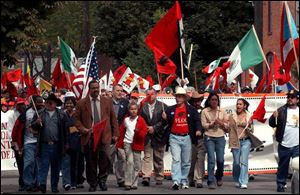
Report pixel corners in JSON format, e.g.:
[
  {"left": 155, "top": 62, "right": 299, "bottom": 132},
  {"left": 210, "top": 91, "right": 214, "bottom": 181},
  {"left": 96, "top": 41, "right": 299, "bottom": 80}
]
[
  {"left": 124, "top": 143, "right": 141, "bottom": 187},
  {"left": 110, "top": 144, "right": 126, "bottom": 184},
  {"left": 188, "top": 138, "right": 206, "bottom": 184},
  {"left": 142, "top": 141, "right": 165, "bottom": 182}
]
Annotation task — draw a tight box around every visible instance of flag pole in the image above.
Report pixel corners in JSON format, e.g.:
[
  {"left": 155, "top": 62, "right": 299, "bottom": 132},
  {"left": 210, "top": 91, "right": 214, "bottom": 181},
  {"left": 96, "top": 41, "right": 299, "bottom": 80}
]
[
  {"left": 252, "top": 25, "right": 270, "bottom": 71},
  {"left": 180, "top": 48, "right": 184, "bottom": 83},
  {"left": 194, "top": 68, "right": 198, "bottom": 91},
  {"left": 157, "top": 72, "right": 165, "bottom": 112},
  {"left": 274, "top": 79, "right": 278, "bottom": 125},
  {"left": 187, "top": 44, "right": 193, "bottom": 70},
  {"left": 30, "top": 95, "right": 42, "bottom": 127},
  {"left": 284, "top": 1, "right": 299, "bottom": 77}
]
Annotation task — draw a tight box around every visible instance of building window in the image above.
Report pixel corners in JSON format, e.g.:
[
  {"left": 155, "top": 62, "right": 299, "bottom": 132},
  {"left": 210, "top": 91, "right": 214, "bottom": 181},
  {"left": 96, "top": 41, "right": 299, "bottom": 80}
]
[
  {"left": 268, "top": 1, "right": 272, "bottom": 35},
  {"left": 266, "top": 52, "right": 274, "bottom": 65}
]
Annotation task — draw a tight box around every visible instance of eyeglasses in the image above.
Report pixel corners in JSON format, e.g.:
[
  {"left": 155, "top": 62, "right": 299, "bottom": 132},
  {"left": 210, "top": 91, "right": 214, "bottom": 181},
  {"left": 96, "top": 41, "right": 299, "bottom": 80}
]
[{"left": 287, "top": 96, "right": 297, "bottom": 99}]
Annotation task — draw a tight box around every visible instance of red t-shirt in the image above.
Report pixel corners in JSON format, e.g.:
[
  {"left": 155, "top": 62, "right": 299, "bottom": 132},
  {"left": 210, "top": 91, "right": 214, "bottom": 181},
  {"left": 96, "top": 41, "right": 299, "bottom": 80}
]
[{"left": 171, "top": 105, "right": 189, "bottom": 134}]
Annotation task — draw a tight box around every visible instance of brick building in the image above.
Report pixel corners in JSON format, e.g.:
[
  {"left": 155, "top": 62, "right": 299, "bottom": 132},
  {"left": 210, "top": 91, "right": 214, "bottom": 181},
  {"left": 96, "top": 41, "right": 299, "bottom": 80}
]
[{"left": 243, "top": 1, "right": 299, "bottom": 90}]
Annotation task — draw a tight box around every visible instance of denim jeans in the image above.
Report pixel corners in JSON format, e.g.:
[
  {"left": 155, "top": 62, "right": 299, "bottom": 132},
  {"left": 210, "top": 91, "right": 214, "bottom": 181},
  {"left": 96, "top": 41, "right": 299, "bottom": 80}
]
[
  {"left": 231, "top": 139, "right": 251, "bottom": 186},
  {"left": 277, "top": 144, "right": 299, "bottom": 187},
  {"left": 61, "top": 153, "right": 71, "bottom": 187},
  {"left": 68, "top": 149, "right": 85, "bottom": 187},
  {"left": 38, "top": 143, "right": 62, "bottom": 190},
  {"left": 23, "top": 143, "right": 38, "bottom": 189},
  {"left": 169, "top": 134, "right": 192, "bottom": 185},
  {"left": 204, "top": 136, "right": 225, "bottom": 185}
]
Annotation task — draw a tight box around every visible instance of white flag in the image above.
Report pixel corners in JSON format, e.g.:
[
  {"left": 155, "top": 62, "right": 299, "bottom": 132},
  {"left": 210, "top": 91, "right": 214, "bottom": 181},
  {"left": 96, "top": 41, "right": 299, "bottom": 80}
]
[
  {"left": 118, "top": 67, "right": 137, "bottom": 93},
  {"left": 107, "top": 70, "right": 115, "bottom": 92},
  {"left": 249, "top": 69, "right": 259, "bottom": 90},
  {"left": 99, "top": 74, "right": 107, "bottom": 91},
  {"left": 134, "top": 74, "right": 149, "bottom": 93}
]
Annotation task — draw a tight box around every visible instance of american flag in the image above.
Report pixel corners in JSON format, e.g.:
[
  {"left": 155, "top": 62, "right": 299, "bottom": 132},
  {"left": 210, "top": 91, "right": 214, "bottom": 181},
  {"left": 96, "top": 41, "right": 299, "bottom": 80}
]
[{"left": 72, "top": 40, "right": 99, "bottom": 99}]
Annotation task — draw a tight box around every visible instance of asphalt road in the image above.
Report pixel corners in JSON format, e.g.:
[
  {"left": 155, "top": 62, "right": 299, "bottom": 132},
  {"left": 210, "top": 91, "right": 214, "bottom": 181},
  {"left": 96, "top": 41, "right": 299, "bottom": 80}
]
[{"left": 1, "top": 170, "right": 292, "bottom": 194}]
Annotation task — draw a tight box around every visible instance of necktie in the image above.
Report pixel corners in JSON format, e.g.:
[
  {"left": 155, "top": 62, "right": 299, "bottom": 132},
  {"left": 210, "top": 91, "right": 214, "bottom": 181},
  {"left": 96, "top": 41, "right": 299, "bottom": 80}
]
[{"left": 93, "top": 99, "right": 100, "bottom": 123}]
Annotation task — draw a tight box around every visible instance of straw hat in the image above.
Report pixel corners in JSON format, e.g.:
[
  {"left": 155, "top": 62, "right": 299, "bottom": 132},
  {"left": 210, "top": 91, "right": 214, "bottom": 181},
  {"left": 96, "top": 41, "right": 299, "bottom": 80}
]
[{"left": 175, "top": 87, "right": 186, "bottom": 95}]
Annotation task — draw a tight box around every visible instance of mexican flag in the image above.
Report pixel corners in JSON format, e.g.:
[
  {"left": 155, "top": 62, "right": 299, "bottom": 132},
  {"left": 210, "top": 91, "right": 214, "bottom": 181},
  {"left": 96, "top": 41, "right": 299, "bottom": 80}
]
[
  {"left": 202, "top": 58, "right": 221, "bottom": 74},
  {"left": 226, "top": 26, "right": 264, "bottom": 85},
  {"left": 59, "top": 37, "right": 78, "bottom": 75}
]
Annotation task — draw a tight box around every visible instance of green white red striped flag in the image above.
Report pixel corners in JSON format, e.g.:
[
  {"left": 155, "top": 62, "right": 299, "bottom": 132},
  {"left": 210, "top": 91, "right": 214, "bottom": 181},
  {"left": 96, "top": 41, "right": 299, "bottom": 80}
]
[
  {"left": 226, "top": 26, "right": 264, "bottom": 85},
  {"left": 59, "top": 37, "right": 78, "bottom": 75}
]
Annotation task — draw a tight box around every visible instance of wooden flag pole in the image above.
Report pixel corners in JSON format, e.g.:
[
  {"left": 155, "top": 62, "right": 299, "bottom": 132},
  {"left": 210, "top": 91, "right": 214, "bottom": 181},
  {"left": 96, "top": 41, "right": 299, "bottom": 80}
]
[
  {"left": 157, "top": 72, "right": 165, "bottom": 112},
  {"left": 188, "top": 44, "right": 193, "bottom": 70},
  {"left": 284, "top": 1, "right": 299, "bottom": 77},
  {"left": 194, "top": 68, "right": 198, "bottom": 91},
  {"left": 180, "top": 48, "right": 184, "bottom": 82},
  {"left": 30, "top": 95, "right": 42, "bottom": 127},
  {"left": 252, "top": 25, "right": 270, "bottom": 71},
  {"left": 274, "top": 79, "right": 278, "bottom": 125}
]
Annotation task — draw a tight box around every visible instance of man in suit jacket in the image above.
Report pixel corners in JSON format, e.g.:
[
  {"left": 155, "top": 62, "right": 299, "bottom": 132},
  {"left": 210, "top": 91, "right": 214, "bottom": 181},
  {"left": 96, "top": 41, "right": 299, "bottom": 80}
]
[
  {"left": 111, "top": 84, "right": 129, "bottom": 187},
  {"left": 140, "top": 88, "right": 168, "bottom": 186},
  {"left": 75, "top": 80, "right": 119, "bottom": 192}
]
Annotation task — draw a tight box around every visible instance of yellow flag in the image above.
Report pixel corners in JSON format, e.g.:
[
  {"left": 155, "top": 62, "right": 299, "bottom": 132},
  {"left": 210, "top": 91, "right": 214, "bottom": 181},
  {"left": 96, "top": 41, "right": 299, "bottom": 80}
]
[
  {"left": 39, "top": 78, "right": 52, "bottom": 92},
  {"left": 27, "top": 65, "right": 31, "bottom": 77}
]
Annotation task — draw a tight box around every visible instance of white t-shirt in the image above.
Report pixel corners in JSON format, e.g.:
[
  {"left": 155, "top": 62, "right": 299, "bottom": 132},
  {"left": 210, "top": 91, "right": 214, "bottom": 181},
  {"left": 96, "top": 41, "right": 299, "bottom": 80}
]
[
  {"left": 24, "top": 108, "right": 37, "bottom": 145},
  {"left": 124, "top": 116, "right": 138, "bottom": 144},
  {"left": 281, "top": 107, "right": 299, "bottom": 148}
]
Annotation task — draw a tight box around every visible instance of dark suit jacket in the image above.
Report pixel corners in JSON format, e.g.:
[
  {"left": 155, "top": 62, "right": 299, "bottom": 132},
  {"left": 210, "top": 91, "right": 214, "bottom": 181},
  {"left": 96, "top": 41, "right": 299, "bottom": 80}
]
[
  {"left": 115, "top": 98, "right": 129, "bottom": 125},
  {"left": 75, "top": 96, "right": 119, "bottom": 146},
  {"left": 140, "top": 100, "right": 168, "bottom": 148},
  {"left": 163, "top": 103, "right": 201, "bottom": 145}
]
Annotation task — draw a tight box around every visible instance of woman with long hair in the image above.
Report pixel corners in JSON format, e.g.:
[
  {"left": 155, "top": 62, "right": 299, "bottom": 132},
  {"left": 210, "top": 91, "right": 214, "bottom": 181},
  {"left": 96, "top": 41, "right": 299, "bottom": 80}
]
[
  {"left": 228, "top": 98, "right": 253, "bottom": 189},
  {"left": 201, "top": 91, "right": 229, "bottom": 189}
]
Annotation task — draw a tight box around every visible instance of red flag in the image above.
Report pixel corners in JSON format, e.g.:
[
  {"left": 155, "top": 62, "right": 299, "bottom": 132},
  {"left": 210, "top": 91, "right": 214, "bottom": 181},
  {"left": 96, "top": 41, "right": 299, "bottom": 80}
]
[
  {"left": 93, "top": 119, "right": 107, "bottom": 152},
  {"left": 146, "top": 75, "right": 154, "bottom": 88},
  {"left": 255, "top": 74, "right": 267, "bottom": 93},
  {"left": 113, "top": 64, "right": 127, "bottom": 85},
  {"left": 52, "top": 58, "right": 62, "bottom": 87},
  {"left": 151, "top": 47, "right": 176, "bottom": 74},
  {"left": 251, "top": 95, "right": 267, "bottom": 123},
  {"left": 273, "top": 52, "right": 290, "bottom": 85},
  {"left": 265, "top": 64, "right": 273, "bottom": 93},
  {"left": 220, "top": 61, "right": 231, "bottom": 90},
  {"left": 1, "top": 71, "right": 7, "bottom": 89},
  {"left": 24, "top": 74, "right": 39, "bottom": 96},
  {"left": 280, "top": 2, "right": 299, "bottom": 74},
  {"left": 7, "top": 80, "right": 18, "bottom": 98},
  {"left": 7, "top": 69, "right": 21, "bottom": 82},
  {"left": 52, "top": 58, "right": 71, "bottom": 90},
  {"left": 161, "top": 74, "right": 177, "bottom": 90},
  {"left": 145, "top": 1, "right": 189, "bottom": 77}
]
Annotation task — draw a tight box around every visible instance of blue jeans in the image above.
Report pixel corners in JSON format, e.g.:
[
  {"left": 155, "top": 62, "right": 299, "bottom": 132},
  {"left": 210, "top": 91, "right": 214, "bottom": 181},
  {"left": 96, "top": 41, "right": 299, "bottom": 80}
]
[
  {"left": 231, "top": 139, "right": 251, "bottom": 186},
  {"left": 61, "top": 153, "right": 71, "bottom": 187},
  {"left": 204, "top": 136, "right": 225, "bottom": 185},
  {"left": 38, "top": 143, "right": 62, "bottom": 190},
  {"left": 169, "top": 134, "right": 192, "bottom": 185},
  {"left": 277, "top": 144, "right": 299, "bottom": 187},
  {"left": 23, "top": 143, "right": 38, "bottom": 189}
]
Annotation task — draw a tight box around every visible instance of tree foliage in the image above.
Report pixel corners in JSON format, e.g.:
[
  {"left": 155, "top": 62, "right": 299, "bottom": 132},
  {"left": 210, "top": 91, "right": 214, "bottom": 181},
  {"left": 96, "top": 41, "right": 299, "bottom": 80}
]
[
  {"left": 1, "top": 1, "right": 56, "bottom": 67},
  {"left": 1, "top": 1, "right": 254, "bottom": 87}
]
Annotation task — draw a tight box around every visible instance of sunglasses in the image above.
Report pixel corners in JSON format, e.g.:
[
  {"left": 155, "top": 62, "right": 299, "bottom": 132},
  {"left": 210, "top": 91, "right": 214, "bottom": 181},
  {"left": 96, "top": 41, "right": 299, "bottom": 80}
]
[{"left": 287, "top": 95, "right": 297, "bottom": 99}]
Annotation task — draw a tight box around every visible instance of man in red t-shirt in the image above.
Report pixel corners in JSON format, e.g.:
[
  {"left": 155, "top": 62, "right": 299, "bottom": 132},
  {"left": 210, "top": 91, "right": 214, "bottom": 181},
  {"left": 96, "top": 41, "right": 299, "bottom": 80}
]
[{"left": 162, "top": 87, "right": 201, "bottom": 190}]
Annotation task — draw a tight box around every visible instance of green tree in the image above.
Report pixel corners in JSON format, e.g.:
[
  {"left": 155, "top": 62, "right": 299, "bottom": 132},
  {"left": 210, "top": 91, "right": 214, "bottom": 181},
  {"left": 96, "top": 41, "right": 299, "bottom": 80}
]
[{"left": 1, "top": 1, "right": 56, "bottom": 67}]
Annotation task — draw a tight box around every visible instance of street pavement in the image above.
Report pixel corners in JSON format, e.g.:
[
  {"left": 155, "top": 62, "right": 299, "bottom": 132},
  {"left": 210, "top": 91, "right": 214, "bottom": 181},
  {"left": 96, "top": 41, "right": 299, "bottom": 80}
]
[{"left": 1, "top": 170, "right": 291, "bottom": 194}]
